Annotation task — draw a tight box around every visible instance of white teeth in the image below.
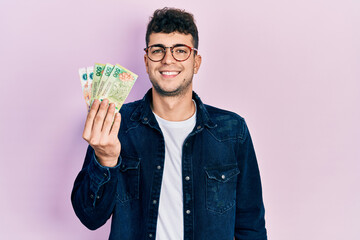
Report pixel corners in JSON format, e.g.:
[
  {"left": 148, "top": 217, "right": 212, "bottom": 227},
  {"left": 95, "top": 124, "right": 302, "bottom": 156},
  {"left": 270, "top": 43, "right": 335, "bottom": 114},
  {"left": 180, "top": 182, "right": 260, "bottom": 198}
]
[{"left": 161, "top": 72, "right": 179, "bottom": 75}]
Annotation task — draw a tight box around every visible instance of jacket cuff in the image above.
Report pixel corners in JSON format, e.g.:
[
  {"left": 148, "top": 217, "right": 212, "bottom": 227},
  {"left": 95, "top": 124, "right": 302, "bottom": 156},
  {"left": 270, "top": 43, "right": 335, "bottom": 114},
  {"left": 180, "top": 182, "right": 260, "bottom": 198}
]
[{"left": 88, "top": 153, "right": 121, "bottom": 187}]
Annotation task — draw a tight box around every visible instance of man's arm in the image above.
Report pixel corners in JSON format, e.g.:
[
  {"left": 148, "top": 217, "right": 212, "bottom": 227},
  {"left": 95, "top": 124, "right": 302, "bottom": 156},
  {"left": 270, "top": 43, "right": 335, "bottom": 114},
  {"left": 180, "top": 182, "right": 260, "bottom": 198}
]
[
  {"left": 234, "top": 120, "right": 267, "bottom": 240},
  {"left": 71, "top": 99, "right": 121, "bottom": 230},
  {"left": 71, "top": 146, "right": 120, "bottom": 229}
]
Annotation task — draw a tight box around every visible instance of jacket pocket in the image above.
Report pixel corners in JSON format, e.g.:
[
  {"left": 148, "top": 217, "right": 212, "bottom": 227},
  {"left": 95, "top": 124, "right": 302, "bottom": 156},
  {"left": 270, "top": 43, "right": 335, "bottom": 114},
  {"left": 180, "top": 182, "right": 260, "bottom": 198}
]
[
  {"left": 116, "top": 155, "right": 141, "bottom": 203},
  {"left": 204, "top": 164, "right": 240, "bottom": 214}
]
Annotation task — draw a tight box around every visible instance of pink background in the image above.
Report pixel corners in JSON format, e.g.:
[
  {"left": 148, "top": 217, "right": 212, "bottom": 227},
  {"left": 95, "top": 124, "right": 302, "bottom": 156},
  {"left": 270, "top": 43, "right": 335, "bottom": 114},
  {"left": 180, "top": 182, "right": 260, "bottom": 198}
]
[{"left": 1, "top": 0, "right": 359, "bottom": 239}]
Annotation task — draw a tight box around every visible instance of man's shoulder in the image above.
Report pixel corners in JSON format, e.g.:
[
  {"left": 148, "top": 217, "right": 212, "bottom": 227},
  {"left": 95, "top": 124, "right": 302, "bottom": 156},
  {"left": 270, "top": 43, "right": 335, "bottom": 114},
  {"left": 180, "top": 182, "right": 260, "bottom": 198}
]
[
  {"left": 120, "top": 99, "right": 142, "bottom": 117},
  {"left": 204, "top": 104, "right": 245, "bottom": 122},
  {"left": 202, "top": 104, "right": 248, "bottom": 141}
]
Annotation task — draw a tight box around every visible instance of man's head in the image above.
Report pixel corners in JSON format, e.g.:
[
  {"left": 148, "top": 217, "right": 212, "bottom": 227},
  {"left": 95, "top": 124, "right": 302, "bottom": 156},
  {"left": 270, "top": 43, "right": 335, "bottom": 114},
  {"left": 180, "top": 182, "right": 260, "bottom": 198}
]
[
  {"left": 145, "top": 7, "right": 199, "bottom": 49},
  {"left": 144, "top": 8, "right": 202, "bottom": 97}
]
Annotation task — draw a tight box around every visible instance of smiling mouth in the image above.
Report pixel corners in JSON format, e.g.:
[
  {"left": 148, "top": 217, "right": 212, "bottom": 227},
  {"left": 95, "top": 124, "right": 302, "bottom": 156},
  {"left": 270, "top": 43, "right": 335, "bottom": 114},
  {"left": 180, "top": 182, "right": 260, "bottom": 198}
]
[{"left": 160, "top": 71, "right": 180, "bottom": 77}]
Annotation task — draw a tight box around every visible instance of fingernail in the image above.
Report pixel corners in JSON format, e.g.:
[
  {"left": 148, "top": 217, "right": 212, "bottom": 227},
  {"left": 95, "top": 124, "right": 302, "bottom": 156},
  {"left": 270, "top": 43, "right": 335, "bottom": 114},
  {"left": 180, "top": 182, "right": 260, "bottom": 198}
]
[{"left": 91, "top": 99, "right": 98, "bottom": 107}]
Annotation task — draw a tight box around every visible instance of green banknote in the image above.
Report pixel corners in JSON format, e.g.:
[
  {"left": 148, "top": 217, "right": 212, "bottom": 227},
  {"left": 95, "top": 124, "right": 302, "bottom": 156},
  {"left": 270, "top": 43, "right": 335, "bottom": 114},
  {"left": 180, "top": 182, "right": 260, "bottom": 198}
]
[
  {"left": 91, "top": 63, "right": 105, "bottom": 103},
  {"left": 102, "top": 64, "right": 138, "bottom": 112},
  {"left": 96, "top": 63, "right": 114, "bottom": 100}
]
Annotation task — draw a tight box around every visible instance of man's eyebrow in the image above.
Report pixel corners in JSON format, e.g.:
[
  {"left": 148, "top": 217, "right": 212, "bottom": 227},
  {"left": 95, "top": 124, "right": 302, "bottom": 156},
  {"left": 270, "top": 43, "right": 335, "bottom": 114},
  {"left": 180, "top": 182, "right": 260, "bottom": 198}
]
[
  {"left": 150, "top": 43, "right": 188, "bottom": 47},
  {"left": 150, "top": 44, "right": 166, "bottom": 48}
]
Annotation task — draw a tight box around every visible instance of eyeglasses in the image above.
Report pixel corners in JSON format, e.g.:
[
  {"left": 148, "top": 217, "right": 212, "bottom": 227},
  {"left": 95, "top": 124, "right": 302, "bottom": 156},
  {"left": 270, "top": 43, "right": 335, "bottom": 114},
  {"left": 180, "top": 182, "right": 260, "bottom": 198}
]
[{"left": 144, "top": 44, "right": 198, "bottom": 62}]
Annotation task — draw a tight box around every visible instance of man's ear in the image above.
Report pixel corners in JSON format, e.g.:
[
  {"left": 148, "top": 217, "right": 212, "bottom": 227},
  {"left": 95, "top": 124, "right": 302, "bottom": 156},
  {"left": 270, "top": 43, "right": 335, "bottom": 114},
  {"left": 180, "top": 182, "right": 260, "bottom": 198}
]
[
  {"left": 144, "top": 54, "right": 149, "bottom": 74},
  {"left": 194, "top": 54, "right": 202, "bottom": 74}
]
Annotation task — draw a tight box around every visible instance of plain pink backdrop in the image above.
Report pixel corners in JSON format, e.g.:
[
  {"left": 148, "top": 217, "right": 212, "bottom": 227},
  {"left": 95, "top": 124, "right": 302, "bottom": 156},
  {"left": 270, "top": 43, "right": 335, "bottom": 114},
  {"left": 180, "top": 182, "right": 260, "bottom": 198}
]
[{"left": 1, "top": 0, "right": 359, "bottom": 239}]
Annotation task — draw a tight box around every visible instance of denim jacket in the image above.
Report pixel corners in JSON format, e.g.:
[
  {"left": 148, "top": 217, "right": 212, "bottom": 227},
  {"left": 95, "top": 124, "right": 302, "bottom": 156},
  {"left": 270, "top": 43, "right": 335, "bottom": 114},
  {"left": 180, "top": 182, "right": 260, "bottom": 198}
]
[{"left": 71, "top": 89, "right": 267, "bottom": 240}]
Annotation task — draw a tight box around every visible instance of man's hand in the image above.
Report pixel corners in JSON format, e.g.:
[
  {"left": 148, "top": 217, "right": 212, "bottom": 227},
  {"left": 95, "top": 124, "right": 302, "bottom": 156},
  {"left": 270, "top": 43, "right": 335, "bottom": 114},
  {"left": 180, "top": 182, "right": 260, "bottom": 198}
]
[{"left": 82, "top": 99, "right": 121, "bottom": 167}]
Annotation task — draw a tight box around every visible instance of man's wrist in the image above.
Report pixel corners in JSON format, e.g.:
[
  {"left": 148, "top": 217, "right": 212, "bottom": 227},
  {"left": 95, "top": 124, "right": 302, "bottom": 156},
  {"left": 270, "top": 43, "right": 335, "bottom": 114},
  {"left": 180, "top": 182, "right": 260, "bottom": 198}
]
[{"left": 96, "top": 155, "right": 119, "bottom": 168}]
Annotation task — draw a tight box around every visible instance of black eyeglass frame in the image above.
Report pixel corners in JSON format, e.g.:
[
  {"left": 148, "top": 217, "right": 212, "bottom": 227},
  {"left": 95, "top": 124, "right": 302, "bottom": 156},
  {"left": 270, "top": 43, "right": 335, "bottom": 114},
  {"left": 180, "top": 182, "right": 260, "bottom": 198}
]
[{"left": 144, "top": 44, "right": 198, "bottom": 62}]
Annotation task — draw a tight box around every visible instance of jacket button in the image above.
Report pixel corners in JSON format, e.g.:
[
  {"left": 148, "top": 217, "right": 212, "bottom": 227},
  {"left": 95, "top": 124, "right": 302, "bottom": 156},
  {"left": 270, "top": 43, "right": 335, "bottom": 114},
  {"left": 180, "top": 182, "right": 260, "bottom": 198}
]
[
  {"left": 185, "top": 176, "right": 190, "bottom": 181},
  {"left": 153, "top": 200, "right": 157, "bottom": 204},
  {"left": 186, "top": 210, "right": 191, "bottom": 214},
  {"left": 221, "top": 175, "right": 226, "bottom": 179},
  {"left": 144, "top": 117, "right": 148, "bottom": 121},
  {"left": 149, "top": 233, "right": 153, "bottom": 238},
  {"left": 157, "top": 165, "right": 161, "bottom": 170},
  {"left": 197, "top": 125, "right": 201, "bottom": 130}
]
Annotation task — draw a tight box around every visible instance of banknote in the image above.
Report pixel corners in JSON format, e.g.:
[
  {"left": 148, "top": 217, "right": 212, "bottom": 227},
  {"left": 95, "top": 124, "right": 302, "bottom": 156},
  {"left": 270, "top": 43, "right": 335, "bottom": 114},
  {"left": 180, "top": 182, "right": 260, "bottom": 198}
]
[
  {"left": 79, "top": 67, "right": 94, "bottom": 108},
  {"left": 86, "top": 66, "right": 94, "bottom": 107},
  {"left": 79, "top": 63, "right": 137, "bottom": 112},
  {"left": 79, "top": 67, "right": 91, "bottom": 108},
  {"left": 91, "top": 63, "right": 105, "bottom": 103},
  {"left": 96, "top": 63, "right": 114, "bottom": 100},
  {"left": 101, "top": 64, "right": 138, "bottom": 112}
]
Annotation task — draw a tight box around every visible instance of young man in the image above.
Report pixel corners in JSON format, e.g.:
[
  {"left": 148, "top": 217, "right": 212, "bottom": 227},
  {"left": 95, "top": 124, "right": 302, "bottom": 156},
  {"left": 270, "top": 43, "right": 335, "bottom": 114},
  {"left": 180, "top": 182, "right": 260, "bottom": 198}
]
[{"left": 72, "top": 8, "right": 267, "bottom": 240}]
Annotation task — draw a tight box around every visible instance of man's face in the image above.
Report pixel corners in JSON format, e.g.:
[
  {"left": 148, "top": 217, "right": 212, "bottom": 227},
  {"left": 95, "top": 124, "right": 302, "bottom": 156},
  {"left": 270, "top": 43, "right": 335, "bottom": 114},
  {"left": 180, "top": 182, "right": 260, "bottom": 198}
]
[{"left": 144, "top": 32, "right": 201, "bottom": 97}]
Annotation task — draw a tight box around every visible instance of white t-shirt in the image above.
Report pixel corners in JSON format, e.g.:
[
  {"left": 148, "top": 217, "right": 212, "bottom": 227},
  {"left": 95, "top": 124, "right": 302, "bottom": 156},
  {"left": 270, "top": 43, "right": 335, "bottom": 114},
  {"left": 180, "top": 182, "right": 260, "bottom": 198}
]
[{"left": 153, "top": 101, "right": 196, "bottom": 240}]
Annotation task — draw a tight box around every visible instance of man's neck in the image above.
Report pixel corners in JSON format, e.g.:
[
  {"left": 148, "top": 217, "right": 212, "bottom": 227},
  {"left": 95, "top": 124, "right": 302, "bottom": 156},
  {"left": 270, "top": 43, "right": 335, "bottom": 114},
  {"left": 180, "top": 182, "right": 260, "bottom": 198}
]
[{"left": 151, "top": 88, "right": 195, "bottom": 121}]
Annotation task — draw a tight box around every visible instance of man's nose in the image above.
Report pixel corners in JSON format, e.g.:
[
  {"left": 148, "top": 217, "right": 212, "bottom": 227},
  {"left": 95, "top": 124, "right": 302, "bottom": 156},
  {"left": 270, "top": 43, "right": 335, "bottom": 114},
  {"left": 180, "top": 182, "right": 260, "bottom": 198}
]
[{"left": 161, "top": 48, "right": 176, "bottom": 64}]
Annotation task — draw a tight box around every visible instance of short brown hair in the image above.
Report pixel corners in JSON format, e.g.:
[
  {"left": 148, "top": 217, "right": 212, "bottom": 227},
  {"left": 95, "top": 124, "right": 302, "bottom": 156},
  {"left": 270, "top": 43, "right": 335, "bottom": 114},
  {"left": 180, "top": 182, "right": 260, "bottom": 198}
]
[{"left": 146, "top": 7, "right": 199, "bottom": 49}]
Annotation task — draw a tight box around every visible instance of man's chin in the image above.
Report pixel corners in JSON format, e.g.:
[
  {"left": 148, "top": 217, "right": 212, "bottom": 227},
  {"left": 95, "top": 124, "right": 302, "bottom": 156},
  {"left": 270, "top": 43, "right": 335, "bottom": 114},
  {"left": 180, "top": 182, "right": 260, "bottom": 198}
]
[
  {"left": 150, "top": 78, "right": 192, "bottom": 97},
  {"left": 153, "top": 85, "right": 182, "bottom": 97}
]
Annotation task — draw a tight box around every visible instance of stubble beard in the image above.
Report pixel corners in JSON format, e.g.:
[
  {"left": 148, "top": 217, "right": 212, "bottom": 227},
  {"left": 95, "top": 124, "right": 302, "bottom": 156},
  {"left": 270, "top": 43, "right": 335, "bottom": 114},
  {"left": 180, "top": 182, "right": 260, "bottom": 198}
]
[{"left": 150, "top": 76, "right": 193, "bottom": 97}]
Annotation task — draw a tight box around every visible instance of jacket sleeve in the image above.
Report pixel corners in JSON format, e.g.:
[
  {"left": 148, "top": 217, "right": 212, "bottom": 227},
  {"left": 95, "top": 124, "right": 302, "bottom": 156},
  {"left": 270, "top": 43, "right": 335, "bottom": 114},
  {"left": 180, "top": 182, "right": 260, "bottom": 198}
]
[
  {"left": 71, "top": 145, "right": 121, "bottom": 230},
  {"left": 234, "top": 119, "right": 267, "bottom": 239}
]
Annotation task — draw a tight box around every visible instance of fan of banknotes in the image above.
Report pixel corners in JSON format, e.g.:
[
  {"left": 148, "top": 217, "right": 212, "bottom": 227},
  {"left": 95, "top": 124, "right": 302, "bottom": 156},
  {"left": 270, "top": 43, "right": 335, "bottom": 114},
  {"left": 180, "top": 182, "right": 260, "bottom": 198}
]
[{"left": 78, "top": 63, "right": 138, "bottom": 112}]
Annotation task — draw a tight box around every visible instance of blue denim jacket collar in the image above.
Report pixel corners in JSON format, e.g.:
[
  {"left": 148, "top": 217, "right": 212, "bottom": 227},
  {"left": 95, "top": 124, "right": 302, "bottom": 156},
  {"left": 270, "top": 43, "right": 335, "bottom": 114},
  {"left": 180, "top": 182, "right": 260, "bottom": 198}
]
[{"left": 130, "top": 89, "right": 217, "bottom": 130}]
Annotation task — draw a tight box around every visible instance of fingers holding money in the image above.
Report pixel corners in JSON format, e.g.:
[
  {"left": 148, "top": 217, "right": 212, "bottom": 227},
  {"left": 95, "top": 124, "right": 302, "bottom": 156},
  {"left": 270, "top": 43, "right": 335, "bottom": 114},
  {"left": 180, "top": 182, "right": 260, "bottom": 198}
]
[
  {"left": 82, "top": 99, "right": 101, "bottom": 141},
  {"left": 92, "top": 99, "right": 111, "bottom": 134},
  {"left": 83, "top": 99, "right": 119, "bottom": 140},
  {"left": 82, "top": 99, "right": 121, "bottom": 167},
  {"left": 101, "top": 102, "right": 117, "bottom": 134},
  {"left": 79, "top": 63, "right": 137, "bottom": 167},
  {"left": 110, "top": 113, "right": 121, "bottom": 137}
]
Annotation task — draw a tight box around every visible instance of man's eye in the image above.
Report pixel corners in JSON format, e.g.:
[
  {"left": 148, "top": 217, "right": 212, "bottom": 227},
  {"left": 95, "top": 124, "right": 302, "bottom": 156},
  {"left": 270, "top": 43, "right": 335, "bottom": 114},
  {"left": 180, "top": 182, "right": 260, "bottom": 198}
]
[
  {"left": 175, "top": 48, "right": 188, "bottom": 54},
  {"left": 151, "top": 49, "right": 164, "bottom": 54}
]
